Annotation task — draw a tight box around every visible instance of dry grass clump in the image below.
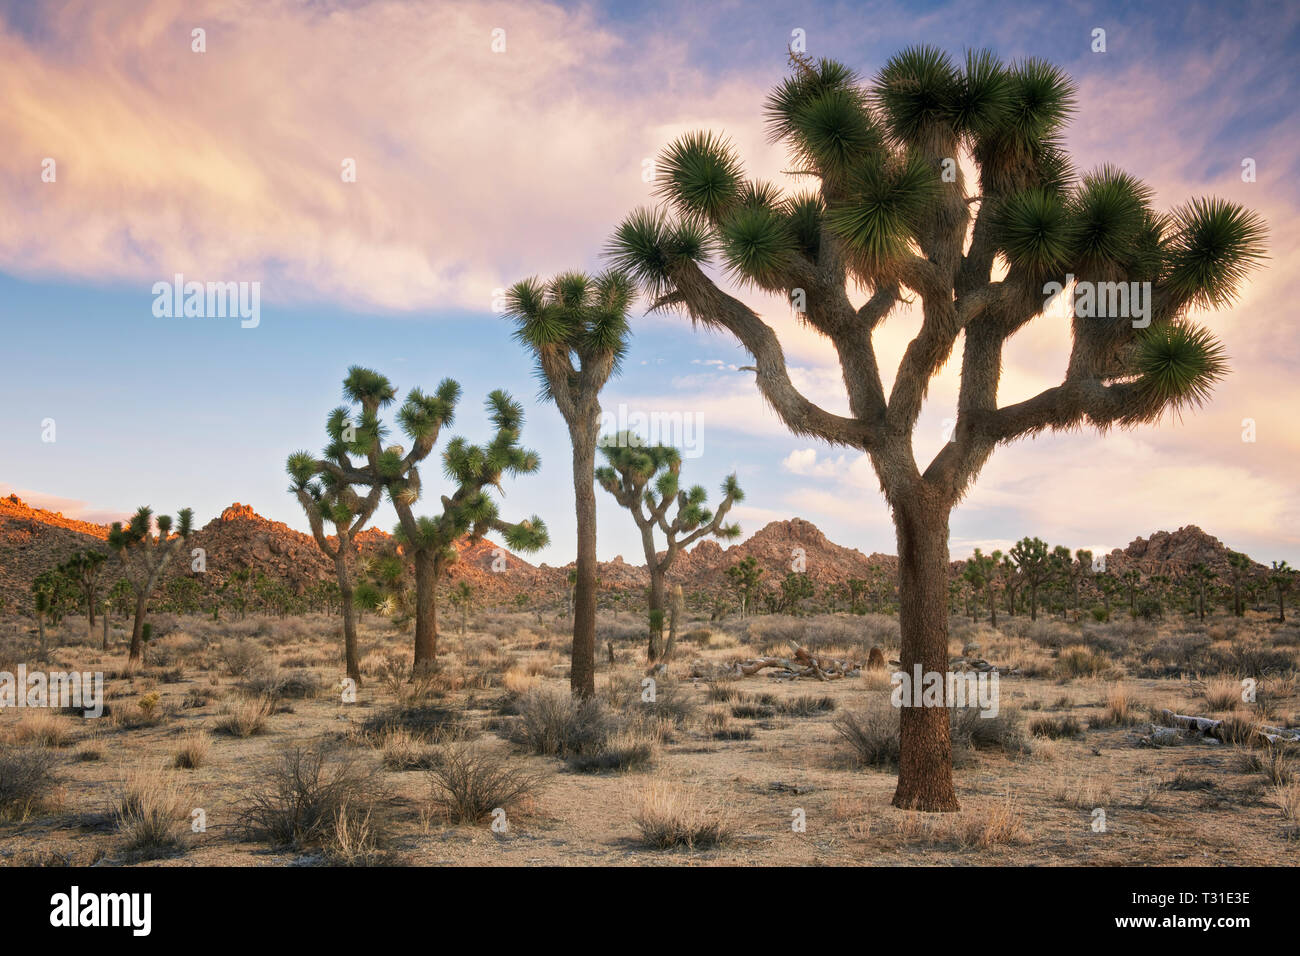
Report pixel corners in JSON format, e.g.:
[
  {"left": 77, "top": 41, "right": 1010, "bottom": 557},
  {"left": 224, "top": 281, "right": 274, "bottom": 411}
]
[
  {"left": 1202, "top": 676, "right": 1246, "bottom": 711},
  {"left": 566, "top": 726, "right": 661, "bottom": 774},
  {"left": 219, "top": 640, "right": 269, "bottom": 677},
  {"left": 950, "top": 795, "right": 1028, "bottom": 849},
  {"left": 0, "top": 745, "right": 61, "bottom": 820},
  {"left": 776, "top": 695, "right": 837, "bottom": 717},
  {"left": 1236, "top": 745, "right": 1295, "bottom": 785},
  {"left": 502, "top": 666, "right": 540, "bottom": 696},
  {"left": 511, "top": 687, "right": 611, "bottom": 757},
  {"left": 1055, "top": 645, "right": 1110, "bottom": 679},
  {"left": 1092, "top": 683, "right": 1140, "bottom": 727},
  {"left": 832, "top": 701, "right": 899, "bottom": 767},
  {"left": 239, "top": 746, "right": 391, "bottom": 855},
  {"left": 425, "top": 742, "right": 545, "bottom": 824},
  {"left": 213, "top": 696, "right": 272, "bottom": 737},
  {"left": 632, "top": 779, "right": 732, "bottom": 850},
  {"left": 1217, "top": 714, "right": 1265, "bottom": 747},
  {"left": 950, "top": 706, "right": 1028, "bottom": 754},
  {"left": 377, "top": 727, "right": 441, "bottom": 771},
  {"left": 1030, "top": 714, "right": 1083, "bottom": 739},
  {"left": 8, "top": 713, "right": 73, "bottom": 749},
  {"left": 1054, "top": 774, "right": 1113, "bottom": 809},
  {"left": 172, "top": 730, "right": 211, "bottom": 769},
  {"left": 241, "top": 669, "right": 322, "bottom": 701},
  {"left": 111, "top": 764, "right": 190, "bottom": 860},
  {"left": 1274, "top": 780, "right": 1300, "bottom": 824},
  {"left": 361, "top": 702, "right": 469, "bottom": 741}
]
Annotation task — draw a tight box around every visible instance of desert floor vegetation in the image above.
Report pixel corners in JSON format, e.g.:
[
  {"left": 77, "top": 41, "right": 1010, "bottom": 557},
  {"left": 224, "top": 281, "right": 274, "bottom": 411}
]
[{"left": 0, "top": 608, "right": 1297, "bottom": 865}]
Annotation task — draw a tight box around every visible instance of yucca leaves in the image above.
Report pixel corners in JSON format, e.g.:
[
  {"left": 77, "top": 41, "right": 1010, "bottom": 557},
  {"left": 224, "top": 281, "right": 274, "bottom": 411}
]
[
  {"left": 782, "top": 191, "right": 824, "bottom": 258},
  {"left": 606, "top": 206, "right": 711, "bottom": 298},
  {"left": 874, "top": 45, "right": 960, "bottom": 146},
  {"left": 655, "top": 131, "right": 745, "bottom": 223},
  {"left": 719, "top": 202, "right": 797, "bottom": 288},
  {"left": 786, "top": 86, "right": 885, "bottom": 187},
  {"left": 994, "top": 187, "right": 1075, "bottom": 275},
  {"left": 827, "top": 150, "right": 938, "bottom": 270},
  {"left": 764, "top": 56, "right": 865, "bottom": 144},
  {"left": 286, "top": 450, "right": 317, "bottom": 487},
  {"left": 1069, "top": 165, "right": 1154, "bottom": 270},
  {"left": 953, "top": 49, "right": 1011, "bottom": 138},
  {"left": 342, "top": 366, "right": 396, "bottom": 408},
  {"left": 1163, "top": 197, "right": 1268, "bottom": 308},
  {"left": 1001, "top": 58, "right": 1076, "bottom": 147},
  {"left": 1133, "top": 321, "right": 1228, "bottom": 415}
]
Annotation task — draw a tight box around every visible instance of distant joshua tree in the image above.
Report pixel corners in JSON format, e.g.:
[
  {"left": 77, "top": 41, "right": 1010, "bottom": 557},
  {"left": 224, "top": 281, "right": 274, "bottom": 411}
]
[
  {"left": 108, "top": 506, "right": 194, "bottom": 663},
  {"left": 726, "top": 555, "right": 763, "bottom": 618},
  {"left": 286, "top": 422, "right": 386, "bottom": 684},
  {"left": 596, "top": 435, "right": 742, "bottom": 661},
  {"left": 59, "top": 550, "right": 107, "bottom": 640},
  {"left": 315, "top": 368, "right": 548, "bottom": 675},
  {"left": 962, "top": 547, "right": 1000, "bottom": 626},
  {"left": 1009, "top": 537, "right": 1050, "bottom": 621},
  {"left": 503, "top": 270, "right": 633, "bottom": 698},
  {"left": 1226, "top": 551, "right": 1252, "bottom": 617},
  {"left": 1270, "top": 560, "right": 1294, "bottom": 623}
]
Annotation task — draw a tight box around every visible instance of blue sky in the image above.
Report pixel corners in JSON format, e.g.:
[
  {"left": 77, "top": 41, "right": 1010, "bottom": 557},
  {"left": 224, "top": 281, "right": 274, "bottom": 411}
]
[{"left": 2, "top": 0, "right": 1298, "bottom": 566}]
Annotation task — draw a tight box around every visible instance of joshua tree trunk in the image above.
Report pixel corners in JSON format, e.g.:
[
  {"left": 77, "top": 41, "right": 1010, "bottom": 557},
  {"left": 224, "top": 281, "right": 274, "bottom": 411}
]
[
  {"left": 646, "top": 566, "right": 667, "bottom": 662},
  {"left": 987, "top": 585, "right": 997, "bottom": 628},
  {"left": 102, "top": 609, "right": 109, "bottom": 650},
  {"left": 571, "top": 423, "right": 599, "bottom": 698},
  {"left": 662, "top": 583, "right": 683, "bottom": 664},
  {"left": 412, "top": 550, "right": 440, "bottom": 674},
  {"left": 334, "top": 550, "right": 362, "bottom": 685},
  {"left": 37, "top": 615, "right": 47, "bottom": 658},
  {"left": 892, "top": 500, "right": 959, "bottom": 812},
  {"left": 128, "top": 589, "right": 150, "bottom": 662}
]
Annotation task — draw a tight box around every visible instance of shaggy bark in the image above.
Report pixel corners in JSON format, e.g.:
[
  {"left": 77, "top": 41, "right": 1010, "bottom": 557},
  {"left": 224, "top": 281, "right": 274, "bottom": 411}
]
[{"left": 570, "top": 426, "right": 599, "bottom": 698}]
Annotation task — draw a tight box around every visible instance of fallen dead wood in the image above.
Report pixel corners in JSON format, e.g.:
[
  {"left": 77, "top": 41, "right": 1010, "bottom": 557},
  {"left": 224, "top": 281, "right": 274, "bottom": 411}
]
[
  {"left": 1157, "top": 710, "right": 1300, "bottom": 746},
  {"left": 690, "top": 644, "right": 863, "bottom": 681}
]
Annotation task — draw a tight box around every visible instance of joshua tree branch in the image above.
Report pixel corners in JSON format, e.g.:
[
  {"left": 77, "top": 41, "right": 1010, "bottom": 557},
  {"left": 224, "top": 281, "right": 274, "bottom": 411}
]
[{"left": 665, "top": 259, "right": 882, "bottom": 449}]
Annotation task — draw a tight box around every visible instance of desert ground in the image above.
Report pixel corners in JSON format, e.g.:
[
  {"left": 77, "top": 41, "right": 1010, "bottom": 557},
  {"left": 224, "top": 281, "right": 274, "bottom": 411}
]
[{"left": 1, "top": 607, "right": 1297, "bottom": 866}]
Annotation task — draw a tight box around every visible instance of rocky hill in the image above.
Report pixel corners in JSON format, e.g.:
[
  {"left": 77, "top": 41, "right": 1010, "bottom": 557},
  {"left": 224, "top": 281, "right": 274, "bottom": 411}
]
[
  {"left": 1102, "top": 525, "right": 1266, "bottom": 578},
  {"left": 0, "top": 491, "right": 1275, "bottom": 614}
]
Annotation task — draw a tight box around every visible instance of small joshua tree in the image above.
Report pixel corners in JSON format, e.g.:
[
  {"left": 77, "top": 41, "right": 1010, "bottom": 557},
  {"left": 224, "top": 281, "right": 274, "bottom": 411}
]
[
  {"left": 58, "top": 550, "right": 106, "bottom": 639},
  {"left": 726, "top": 555, "right": 763, "bottom": 618},
  {"left": 1009, "top": 537, "right": 1050, "bottom": 621},
  {"left": 390, "top": 391, "right": 549, "bottom": 671},
  {"left": 1226, "top": 551, "right": 1252, "bottom": 617},
  {"left": 596, "top": 434, "right": 742, "bottom": 661},
  {"left": 962, "top": 547, "right": 1000, "bottom": 627},
  {"left": 1270, "top": 560, "right": 1294, "bottom": 623},
  {"left": 503, "top": 271, "right": 633, "bottom": 698},
  {"left": 315, "top": 368, "right": 548, "bottom": 674},
  {"left": 287, "top": 426, "right": 385, "bottom": 684},
  {"left": 449, "top": 580, "right": 474, "bottom": 636},
  {"left": 108, "top": 506, "right": 194, "bottom": 663}
]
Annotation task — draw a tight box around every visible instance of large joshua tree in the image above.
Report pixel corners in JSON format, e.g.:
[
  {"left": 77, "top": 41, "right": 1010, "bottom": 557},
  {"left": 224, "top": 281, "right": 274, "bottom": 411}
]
[
  {"left": 503, "top": 271, "right": 632, "bottom": 698},
  {"left": 317, "top": 368, "right": 548, "bottom": 674},
  {"left": 608, "top": 50, "right": 1266, "bottom": 811},
  {"left": 108, "top": 506, "right": 194, "bottom": 663},
  {"left": 595, "top": 433, "right": 743, "bottom": 661},
  {"left": 286, "top": 428, "right": 385, "bottom": 685}
]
